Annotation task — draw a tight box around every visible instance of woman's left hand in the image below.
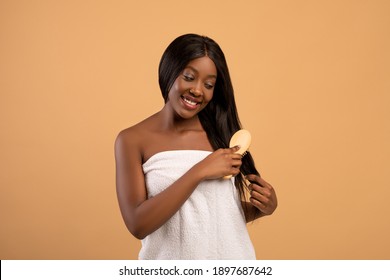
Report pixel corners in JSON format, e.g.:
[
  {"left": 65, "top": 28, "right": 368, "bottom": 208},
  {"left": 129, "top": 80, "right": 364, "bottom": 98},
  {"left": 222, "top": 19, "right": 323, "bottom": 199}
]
[{"left": 246, "top": 174, "right": 278, "bottom": 216}]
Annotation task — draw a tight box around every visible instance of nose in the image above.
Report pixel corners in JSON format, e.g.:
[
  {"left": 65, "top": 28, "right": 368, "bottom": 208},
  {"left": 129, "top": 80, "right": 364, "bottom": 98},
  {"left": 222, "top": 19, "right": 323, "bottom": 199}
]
[{"left": 190, "top": 82, "right": 202, "bottom": 96}]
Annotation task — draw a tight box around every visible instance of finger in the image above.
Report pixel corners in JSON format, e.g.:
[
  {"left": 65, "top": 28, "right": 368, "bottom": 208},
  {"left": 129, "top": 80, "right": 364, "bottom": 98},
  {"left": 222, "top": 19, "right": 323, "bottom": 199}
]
[
  {"left": 250, "top": 183, "right": 272, "bottom": 197},
  {"left": 228, "top": 145, "right": 241, "bottom": 154},
  {"left": 246, "top": 174, "right": 273, "bottom": 189},
  {"left": 250, "top": 190, "right": 270, "bottom": 205},
  {"left": 249, "top": 197, "right": 266, "bottom": 211},
  {"left": 231, "top": 158, "right": 242, "bottom": 167},
  {"left": 245, "top": 174, "right": 262, "bottom": 185},
  {"left": 222, "top": 147, "right": 241, "bottom": 157},
  {"left": 228, "top": 167, "right": 241, "bottom": 176},
  {"left": 231, "top": 153, "right": 243, "bottom": 160},
  {"left": 248, "top": 183, "right": 272, "bottom": 205},
  {"left": 221, "top": 150, "right": 241, "bottom": 163}
]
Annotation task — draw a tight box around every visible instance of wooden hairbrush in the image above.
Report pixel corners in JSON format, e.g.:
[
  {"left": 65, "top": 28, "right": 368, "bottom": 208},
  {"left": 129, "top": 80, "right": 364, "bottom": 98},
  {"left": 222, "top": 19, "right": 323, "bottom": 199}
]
[{"left": 223, "top": 129, "right": 251, "bottom": 179}]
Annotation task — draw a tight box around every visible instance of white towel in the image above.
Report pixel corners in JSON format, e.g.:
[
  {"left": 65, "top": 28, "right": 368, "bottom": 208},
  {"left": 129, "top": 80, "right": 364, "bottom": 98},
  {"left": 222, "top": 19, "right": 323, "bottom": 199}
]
[{"left": 140, "top": 150, "right": 256, "bottom": 260}]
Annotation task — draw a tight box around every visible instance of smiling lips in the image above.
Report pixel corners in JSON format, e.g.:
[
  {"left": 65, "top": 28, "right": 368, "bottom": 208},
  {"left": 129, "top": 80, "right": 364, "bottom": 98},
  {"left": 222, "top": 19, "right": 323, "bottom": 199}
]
[{"left": 181, "top": 96, "right": 201, "bottom": 109}]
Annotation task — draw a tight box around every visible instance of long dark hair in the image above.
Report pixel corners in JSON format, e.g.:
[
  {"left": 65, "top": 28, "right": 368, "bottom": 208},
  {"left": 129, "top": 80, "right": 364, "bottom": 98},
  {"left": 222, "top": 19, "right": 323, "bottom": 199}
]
[{"left": 159, "top": 34, "right": 260, "bottom": 217}]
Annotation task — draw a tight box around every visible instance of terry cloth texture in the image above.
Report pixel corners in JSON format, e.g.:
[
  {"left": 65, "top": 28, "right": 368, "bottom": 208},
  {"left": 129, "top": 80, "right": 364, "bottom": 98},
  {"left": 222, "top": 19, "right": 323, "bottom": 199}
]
[{"left": 140, "top": 150, "right": 256, "bottom": 260}]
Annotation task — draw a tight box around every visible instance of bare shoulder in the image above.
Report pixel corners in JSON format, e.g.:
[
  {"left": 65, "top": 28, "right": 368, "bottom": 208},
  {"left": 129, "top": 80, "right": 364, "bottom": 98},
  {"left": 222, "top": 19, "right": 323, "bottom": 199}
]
[
  {"left": 116, "top": 124, "right": 141, "bottom": 147},
  {"left": 115, "top": 113, "right": 159, "bottom": 161}
]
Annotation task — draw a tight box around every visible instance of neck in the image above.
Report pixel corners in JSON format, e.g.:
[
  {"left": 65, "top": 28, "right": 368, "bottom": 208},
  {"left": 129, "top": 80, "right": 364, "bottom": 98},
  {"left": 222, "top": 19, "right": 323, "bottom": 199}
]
[{"left": 158, "top": 104, "right": 203, "bottom": 133}]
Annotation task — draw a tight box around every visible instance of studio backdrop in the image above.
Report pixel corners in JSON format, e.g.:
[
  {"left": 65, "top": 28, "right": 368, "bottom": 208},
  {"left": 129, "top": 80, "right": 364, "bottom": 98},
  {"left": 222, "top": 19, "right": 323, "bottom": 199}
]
[{"left": 1, "top": 0, "right": 389, "bottom": 259}]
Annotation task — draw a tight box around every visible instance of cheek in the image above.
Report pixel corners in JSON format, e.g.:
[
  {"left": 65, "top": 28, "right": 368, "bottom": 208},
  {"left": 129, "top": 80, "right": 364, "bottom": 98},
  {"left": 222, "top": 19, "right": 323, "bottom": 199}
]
[
  {"left": 174, "top": 78, "right": 188, "bottom": 92},
  {"left": 205, "top": 90, "right": 214, "bottom": 103},
  {"left": 167, "top": 80, "right": 181, "bottom": 99}
]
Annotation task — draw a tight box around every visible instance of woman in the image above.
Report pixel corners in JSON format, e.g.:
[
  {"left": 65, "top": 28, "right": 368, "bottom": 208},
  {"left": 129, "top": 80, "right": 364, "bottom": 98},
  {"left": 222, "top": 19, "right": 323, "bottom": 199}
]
[{"left": 115, "top": 34, "right": 277, "bottom": 259}]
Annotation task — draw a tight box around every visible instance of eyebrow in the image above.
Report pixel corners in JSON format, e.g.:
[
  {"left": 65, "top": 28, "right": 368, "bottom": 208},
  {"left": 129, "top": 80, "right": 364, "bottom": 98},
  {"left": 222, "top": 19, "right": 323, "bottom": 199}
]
[{"left": 185, "top": 66, "right": 217, "bottom": 79}]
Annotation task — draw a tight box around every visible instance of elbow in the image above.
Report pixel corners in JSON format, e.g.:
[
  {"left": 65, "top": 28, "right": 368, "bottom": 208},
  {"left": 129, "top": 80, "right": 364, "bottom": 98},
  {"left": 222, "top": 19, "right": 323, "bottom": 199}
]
[
  {"left": 125, "top": 219, "right": 148, "bottom": 240},
  {"left": 120, "top": 205, "right": 153, "bottom": 240},
  {"left": 129, "top": 227, "right": 147, "bottom": 240}
]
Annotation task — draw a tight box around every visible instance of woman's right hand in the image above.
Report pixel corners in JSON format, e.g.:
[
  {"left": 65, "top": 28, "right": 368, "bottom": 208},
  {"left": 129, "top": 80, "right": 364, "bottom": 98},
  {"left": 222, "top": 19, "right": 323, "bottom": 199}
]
[{"left": 195, "top": 146, "right": 242, "bottom": 180}]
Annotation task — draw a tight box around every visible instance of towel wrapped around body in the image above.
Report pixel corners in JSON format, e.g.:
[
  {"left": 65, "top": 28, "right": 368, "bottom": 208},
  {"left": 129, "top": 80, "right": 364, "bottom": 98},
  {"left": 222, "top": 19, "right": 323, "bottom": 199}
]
[{"left": 140, "top": 150, "right": 256, "bottom": 260}]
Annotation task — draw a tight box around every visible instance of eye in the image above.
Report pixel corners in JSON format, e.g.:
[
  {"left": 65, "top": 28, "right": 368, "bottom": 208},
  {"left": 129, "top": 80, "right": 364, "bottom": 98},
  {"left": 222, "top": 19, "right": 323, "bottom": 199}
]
[
  {"left": 183, "top": 74, "right": 194, "bottom": 81},
  {"left": 204, "top": 83, "right": 214, "bottom": 90}
]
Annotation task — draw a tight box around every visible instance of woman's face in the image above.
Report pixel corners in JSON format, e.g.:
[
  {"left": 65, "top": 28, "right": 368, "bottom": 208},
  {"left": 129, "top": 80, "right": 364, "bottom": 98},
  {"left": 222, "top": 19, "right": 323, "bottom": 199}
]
[{"left": 167, "top": 56, "right": 217, "bottom": 119}]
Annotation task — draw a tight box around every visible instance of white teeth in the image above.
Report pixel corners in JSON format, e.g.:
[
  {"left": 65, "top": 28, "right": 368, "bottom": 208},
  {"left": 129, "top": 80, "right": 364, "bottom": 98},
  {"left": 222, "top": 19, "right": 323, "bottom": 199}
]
[{"left": 183, "top": 97, "right": 197, "bottom": 106}]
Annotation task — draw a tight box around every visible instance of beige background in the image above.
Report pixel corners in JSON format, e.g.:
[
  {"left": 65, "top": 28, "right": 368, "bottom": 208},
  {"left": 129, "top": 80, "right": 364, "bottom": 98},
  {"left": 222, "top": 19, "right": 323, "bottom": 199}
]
[{"left": 1, "top": 0, "right": 389, "bottom": 259}]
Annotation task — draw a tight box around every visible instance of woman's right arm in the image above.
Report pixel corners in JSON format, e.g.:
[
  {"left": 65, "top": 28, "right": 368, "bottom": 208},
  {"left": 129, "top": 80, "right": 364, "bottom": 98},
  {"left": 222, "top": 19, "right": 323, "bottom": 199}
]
[{"left": 115, "top": 130, "right": 242, "bottom": 239}]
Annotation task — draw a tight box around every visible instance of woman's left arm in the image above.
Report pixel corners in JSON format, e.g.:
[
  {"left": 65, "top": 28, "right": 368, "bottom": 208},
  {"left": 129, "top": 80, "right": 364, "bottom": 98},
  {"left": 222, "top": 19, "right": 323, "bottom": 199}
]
[{"left": 242, "top": 174, "right": 278, "bottom": 223}]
